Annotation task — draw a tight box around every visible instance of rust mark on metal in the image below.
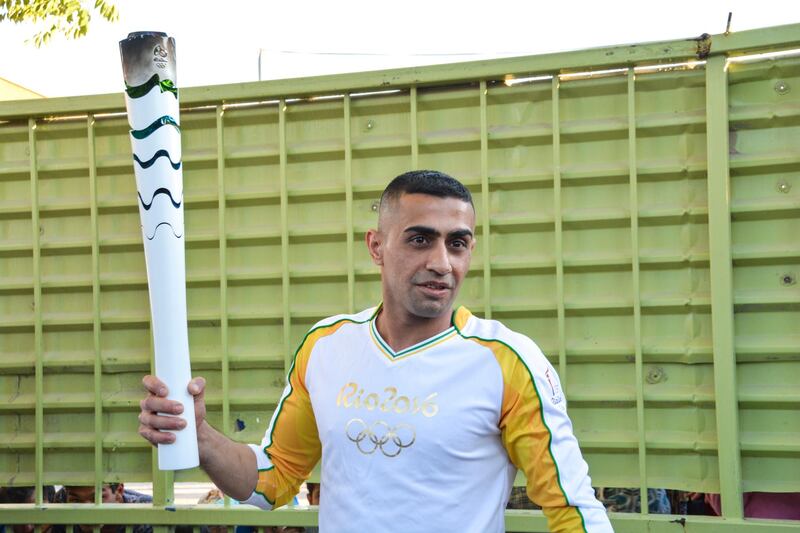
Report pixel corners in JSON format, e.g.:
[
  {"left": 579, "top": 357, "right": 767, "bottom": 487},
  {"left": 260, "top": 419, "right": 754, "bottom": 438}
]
[
  {"left": 670, "top": 516, "right": 687, "bottom": 532},
  {"left": 694, "top": 33, "right": 713, "bottom": 59},
  {"left": 729, "top": 129, "right": 739, "bottom": 155}
]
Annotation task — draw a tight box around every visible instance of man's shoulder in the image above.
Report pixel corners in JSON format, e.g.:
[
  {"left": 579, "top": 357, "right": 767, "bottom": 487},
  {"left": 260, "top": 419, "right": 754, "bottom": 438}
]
[
  {"left": 123, "top": 489, "right": 153, "bottom": 504},
  {"left": 457, "top": 308, "right": 546, "bottom": 363},
  {"left": 297, "top": 307, "right": 377, "bottom": 352},
  {"left": 307, "top": 307, "right": 377, "bottom": 334},
  {"left": 458, "top": 309, "right": 562, "bottom": 403}
]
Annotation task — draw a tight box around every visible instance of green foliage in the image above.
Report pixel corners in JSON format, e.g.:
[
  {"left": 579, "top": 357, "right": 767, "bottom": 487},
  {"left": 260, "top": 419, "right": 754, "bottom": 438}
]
[{"left": 0, "top": 0, "right": 119, "bottom": 46}]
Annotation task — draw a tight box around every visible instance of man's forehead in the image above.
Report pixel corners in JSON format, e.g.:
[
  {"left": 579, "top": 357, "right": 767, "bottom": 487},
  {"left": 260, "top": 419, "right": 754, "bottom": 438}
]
[
  {"left": 67, "top": 485, "right": 111, "bottom": 493},
  {"left": 381, "top": 193, "right": 475, "bottom": 229},
  {"left": 66, "top": 486, "right": 95, "bottom": 497}
]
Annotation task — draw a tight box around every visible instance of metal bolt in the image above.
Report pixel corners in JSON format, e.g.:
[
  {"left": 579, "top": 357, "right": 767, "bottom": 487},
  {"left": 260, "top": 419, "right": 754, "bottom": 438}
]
[
  {"left": 781, "top": 274, "right": 796, "bottom": 286},
  {"left": 365, "top": 119, "right": 375, "bottom": 130},
  {"left": 646, "top": 366, "right": 666, "bottom": 384},
  {"left": 775, "top": 80, "right": 790, "bottom": 95},
  {"left": 777, "top": 180, "right": 791, "bottom": 193},
  {"left": 371, "top": 201, "right": 379, "bottom": 212}
]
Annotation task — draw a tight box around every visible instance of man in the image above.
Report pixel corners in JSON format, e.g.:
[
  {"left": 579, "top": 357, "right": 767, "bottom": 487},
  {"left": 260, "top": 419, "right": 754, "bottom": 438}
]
[
  {"left": 303, "top": 483, "right": 320, "bottom": 533},
  {"left": 62, "top": 483, "right": 152, "bottom": 506},
  {"left": 0, "top": 486, "right": 56, "bottom": 533},
  {"left": 705, "top": 491, "right": 800, "bottom": 520},
  {"left": 139, "top": 170, "right": 613, "bottom": 532},
  {"left": 197, "top": 488, "right": 305, "bottom": 533},
  {"left": 597, "top": 488, "right": 671, "bottom": 514},
  {"left": 61, "top": 484, "right": 152, "bottom": 533}
]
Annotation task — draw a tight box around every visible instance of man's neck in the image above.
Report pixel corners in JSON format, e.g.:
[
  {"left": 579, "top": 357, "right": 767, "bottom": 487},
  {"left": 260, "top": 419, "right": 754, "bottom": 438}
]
[{"left": 374, "top": 305, "right": 453, "bottom": 353}]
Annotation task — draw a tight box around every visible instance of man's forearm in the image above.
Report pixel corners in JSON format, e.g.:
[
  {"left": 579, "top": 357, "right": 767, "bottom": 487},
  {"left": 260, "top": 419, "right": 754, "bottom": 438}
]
[{"left": 197, "top": 419, "right": 258, "bottom": 501}]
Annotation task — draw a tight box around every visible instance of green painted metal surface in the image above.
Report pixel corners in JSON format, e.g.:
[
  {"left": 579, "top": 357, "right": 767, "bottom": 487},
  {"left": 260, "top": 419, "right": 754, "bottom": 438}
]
[{"left": 1, "top": 24, "right": 799, "bottom": 530}]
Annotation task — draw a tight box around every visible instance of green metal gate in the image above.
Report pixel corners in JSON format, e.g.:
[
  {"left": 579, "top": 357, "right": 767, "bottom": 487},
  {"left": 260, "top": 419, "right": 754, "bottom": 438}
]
[{"left": 1, "top": 23, "right": 799, "bottom": 532}]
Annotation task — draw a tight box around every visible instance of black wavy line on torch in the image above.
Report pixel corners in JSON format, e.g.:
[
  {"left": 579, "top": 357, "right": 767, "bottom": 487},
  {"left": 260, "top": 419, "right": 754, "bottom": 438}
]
[
  {"left": 130, "top": 115, "right": 181, "bottom": 140},
  {"left": 125, "top": 74, "right": 178, "bottom": 99},
  {"left": 145, "top": 222, "right": 184, "bottom": 240},
  {"left": 133, "top": 150, "right": 182, "bottom": 170},
  {"left": 138, "top": 188, "right": 183, "bottom": 210}
]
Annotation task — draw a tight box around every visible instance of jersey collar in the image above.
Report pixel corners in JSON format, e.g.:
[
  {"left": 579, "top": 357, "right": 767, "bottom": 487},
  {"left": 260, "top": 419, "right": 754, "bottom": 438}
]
[{"left": 368, "top": 305, "right": 463, "bottom": 361}]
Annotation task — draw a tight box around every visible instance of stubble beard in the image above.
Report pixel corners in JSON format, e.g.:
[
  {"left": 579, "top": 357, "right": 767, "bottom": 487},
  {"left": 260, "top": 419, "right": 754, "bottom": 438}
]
[{"left": 407, "top": 286, "right": 456, "bottom": 319}]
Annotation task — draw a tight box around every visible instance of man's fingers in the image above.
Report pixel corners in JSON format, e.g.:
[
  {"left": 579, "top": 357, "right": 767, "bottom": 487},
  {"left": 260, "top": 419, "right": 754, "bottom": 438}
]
[
  {"left": 142, "top": 375, "right": 168, "bottom": 397},
  {"left": 188, "top": 376, "right": 206, "bottom": 396},
  {"left": 139, "top": 375, "right": 203, "bottom": 448},
  {"left": 138, "top": 425, "right": 176, "bottom": 445},
  {"left": 138, "top": 410, "right": 188, "bottom": 431},
  {"left": 140, "top": 396, "right": 184, "bottom": 415}
]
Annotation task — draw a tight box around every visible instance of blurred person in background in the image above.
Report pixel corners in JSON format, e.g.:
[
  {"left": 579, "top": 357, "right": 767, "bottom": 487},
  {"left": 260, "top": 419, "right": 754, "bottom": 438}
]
[
  {"left": 198, "top": 487, "right": 305, "bottom": 533},
  {"left": 0, "top": 486, "right": 57, "bottom": 533},
  {"left": 597, "top": 488, "right": 671, "bottom": 514},
  {"left": 506, "top": 485, "right": 541, "bottom": 510},
  {"left": 303, "top": 483, "right": 320, "bottom": 533},
  {"left": 59, "top": 483, "right": 152, "bottom": 533},
  {"left": 705, "top": 492, "right": 800, "bottom": 520}
]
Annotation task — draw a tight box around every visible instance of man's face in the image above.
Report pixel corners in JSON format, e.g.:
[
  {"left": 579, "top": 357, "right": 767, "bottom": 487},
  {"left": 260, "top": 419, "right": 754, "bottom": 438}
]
[
  {"left": 65, "top": 485, "right": 120, "bottom": 504},
  {"left": 10, "top": 489, "right": 45, "bottom": 533},
  {"left": 307, "top": 483, "right": 321, "bottom": 506},
  {"left": 368, "top": 193, "right": 475, "bottom": 320},
  {"left": 65, "top": 485, "right": 124, "bottom": 533}
]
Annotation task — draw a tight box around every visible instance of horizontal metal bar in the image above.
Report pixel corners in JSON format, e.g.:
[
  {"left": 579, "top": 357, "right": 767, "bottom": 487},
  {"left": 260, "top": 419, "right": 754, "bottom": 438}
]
[
  {"left": 2, "top": 506, "right": 799, "bottom": 532},
  {"left": 2, "top": 23, "right": 799, "bottom": 120},
  {"left": 4, "top": 347, "right": 732, "bottom": 374},
  {"left": 26, "top": 435, "right": 800, "bottom": 455}
]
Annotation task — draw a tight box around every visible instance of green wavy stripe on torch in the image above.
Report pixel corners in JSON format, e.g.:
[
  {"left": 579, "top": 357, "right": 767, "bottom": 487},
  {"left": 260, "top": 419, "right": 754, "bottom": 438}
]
[
  {"left": 130, "top": 115, "right": 181, "bottom": 139},
  {"left": 125, "top": 73, "right": 178, "bottom": 99}
]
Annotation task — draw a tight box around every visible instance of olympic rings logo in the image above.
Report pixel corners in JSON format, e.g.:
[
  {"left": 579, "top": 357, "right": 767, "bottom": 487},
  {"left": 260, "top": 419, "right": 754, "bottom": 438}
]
[{"left": 345, "top": 418, "right": 416, "bottom": 457}]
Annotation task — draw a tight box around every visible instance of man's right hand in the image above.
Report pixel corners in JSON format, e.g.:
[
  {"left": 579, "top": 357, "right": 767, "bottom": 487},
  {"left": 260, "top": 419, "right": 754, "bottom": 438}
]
[
  {"left": 138, "top": 375, "right": 206, "bottom": 446},
  {"left": 139, "top": 375, "right": 257, "bottom": 499}
]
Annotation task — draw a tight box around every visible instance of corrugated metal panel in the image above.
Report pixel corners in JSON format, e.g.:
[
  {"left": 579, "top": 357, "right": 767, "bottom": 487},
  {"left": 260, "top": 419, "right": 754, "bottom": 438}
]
[
  {"left": 1, "top": 24, "right": 799, "bottom": 530},
  {"left": 728, "top": 54, "right": 800, "bottom": 496}
]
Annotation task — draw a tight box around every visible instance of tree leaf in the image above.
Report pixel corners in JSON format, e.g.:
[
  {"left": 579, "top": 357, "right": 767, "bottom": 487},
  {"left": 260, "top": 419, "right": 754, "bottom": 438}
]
[{"left": 1, "top": 0, "right": 119, "bottom": 46}]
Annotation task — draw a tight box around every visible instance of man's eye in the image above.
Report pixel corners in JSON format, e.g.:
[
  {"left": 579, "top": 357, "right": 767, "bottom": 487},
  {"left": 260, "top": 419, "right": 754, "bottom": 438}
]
[
  {"left": 450, "top": 239, "right": 466, "bottom": 248},
  {"left": 410, "top": 236, "right": 427, "bottom": 245}
]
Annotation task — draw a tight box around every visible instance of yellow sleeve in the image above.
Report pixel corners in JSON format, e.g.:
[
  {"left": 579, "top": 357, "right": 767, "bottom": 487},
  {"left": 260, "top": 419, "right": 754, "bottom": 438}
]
[
  {"left": 480, "top": 337, "right": 612, "bottom": 532},
  {"left": 245, "top": 320, "right": 349, "bottom": 509}
]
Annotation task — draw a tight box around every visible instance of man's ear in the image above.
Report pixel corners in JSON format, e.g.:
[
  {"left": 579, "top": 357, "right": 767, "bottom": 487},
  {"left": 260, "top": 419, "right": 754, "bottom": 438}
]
[{"left": 365, "top": 229, "right": 383, "bottom": 266}]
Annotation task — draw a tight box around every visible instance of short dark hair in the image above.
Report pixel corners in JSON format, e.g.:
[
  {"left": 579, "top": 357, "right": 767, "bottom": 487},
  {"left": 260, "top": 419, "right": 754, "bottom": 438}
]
[
  {"left": 380, "top": 170, "right": 473, "bottom": 209},
  {"left": 3, "top": 486, "right": 55, "bottom": 503}
]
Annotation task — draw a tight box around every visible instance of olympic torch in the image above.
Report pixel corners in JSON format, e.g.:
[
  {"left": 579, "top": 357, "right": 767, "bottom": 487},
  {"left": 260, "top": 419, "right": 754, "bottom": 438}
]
[{"left": 119, "top": 31, "right": 198, "bottom": 470}]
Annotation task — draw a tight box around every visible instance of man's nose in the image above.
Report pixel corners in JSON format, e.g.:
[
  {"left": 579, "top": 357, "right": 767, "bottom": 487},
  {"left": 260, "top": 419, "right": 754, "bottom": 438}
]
[{"left": 426, "top": 241, "right": 452, "bottom": 275}]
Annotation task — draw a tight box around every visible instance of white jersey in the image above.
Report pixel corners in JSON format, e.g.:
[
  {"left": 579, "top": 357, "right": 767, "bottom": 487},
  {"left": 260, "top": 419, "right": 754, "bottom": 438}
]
[{"left": 241, "top": 306, "right": 612, "bottom": 532}]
